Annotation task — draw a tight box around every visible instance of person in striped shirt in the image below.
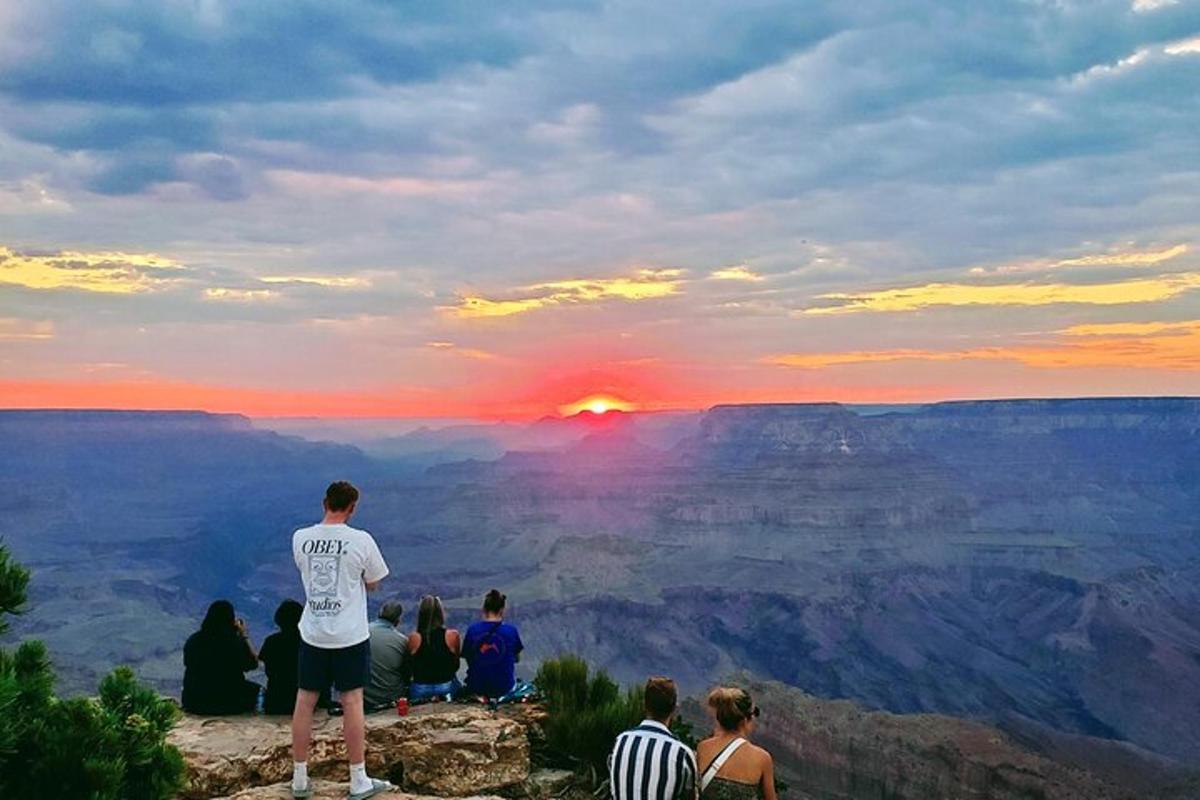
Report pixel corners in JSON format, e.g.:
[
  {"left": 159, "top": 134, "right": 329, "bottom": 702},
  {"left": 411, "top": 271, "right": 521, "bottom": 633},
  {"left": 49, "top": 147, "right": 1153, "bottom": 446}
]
[{"left": 609, "top": 676, "right": 698, "bottom": 800}]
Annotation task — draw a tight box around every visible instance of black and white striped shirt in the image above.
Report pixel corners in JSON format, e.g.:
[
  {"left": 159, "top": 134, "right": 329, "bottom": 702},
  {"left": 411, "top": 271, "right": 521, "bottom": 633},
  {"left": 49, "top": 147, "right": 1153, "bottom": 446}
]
[{"left": 608, "top": 720, "right": 698, "bottom": 800}]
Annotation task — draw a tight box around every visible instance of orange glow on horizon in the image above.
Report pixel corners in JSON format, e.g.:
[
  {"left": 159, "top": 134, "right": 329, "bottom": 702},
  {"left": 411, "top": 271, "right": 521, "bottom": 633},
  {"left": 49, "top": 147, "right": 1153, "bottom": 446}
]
[
  {"left": 0, "top": 378, "right": 1056, "bottom": 421},
  {"left": 558, "top": 394, "right": 638, "bottom": 416}
]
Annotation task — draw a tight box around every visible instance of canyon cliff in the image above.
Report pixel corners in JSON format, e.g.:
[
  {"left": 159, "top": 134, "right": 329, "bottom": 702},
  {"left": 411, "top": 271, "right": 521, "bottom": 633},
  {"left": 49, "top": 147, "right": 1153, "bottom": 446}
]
[{"left": 3, "top": 399, "right": 1198, "bottom": 770}]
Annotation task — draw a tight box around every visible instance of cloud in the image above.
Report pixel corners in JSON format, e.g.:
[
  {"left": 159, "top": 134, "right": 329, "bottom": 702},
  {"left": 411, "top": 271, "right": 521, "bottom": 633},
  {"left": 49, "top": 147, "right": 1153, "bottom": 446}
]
[
  {"left": 1134, "top": 0, "right": 1180, "bottom": 12},
  {"left": 177, "top": 153, "right": 248, "bottom": 201},
  {"left": 0, "top": 178, "right": 72, "bottom": 214},
  {"left": 0, "top": 3, "right": 541, "bottom": 106},
  {"left": 1060, "top": 319, "right": 1199, "bottom": 336},
  {"left": 2, "top": 1, "right": 1200, "bottom": 410},
  {"left": 259, "top": 275, "right": 371, "bottom": 288},
  {"left": 0, "top": 317, "right": 54, "bottom": 340},
  {"left": 266, "top": 170, "right": 486, "bottom": 198},
  {"left": 1055, "top": 244, "right": 1189, "bottom": 268},
  {"left": 449, "top": 269, "right": 685, "bottom": 318},
  {"left": 967, "top": 244, "right": 1191, "bottom": 276},
  {"left": 804, "top": 272, "right": 1200, "bottom": 315},
  {"left": 709, "top": 265, "right": 764, "bottom": 281},
  {"left": 203, "top": 287, "right": 280, "bottom": 302},
  {"left": 424, "top": 341, "right": 497, "bottom": 361},
  {"left": 768, "top": 320, "right": 1200, "bottom": 371},
  {"left": 1165, "top": 36, "right": 1200, "bottom": 55},
  {"left": 0, "top": 246, "right": 182, "bottom": 293},
  {"left": 767, "top": 348, "right": 972, "bottom": 369}
]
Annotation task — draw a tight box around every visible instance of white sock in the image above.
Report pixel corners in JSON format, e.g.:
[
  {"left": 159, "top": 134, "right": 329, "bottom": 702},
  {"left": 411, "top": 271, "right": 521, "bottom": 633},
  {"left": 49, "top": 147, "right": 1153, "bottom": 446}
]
[
  {"left": 349, "top": 762, "right": 372, "bottom": 794},
  {"left": 292, "top": 762, "right": 308, "bottom": 791}
]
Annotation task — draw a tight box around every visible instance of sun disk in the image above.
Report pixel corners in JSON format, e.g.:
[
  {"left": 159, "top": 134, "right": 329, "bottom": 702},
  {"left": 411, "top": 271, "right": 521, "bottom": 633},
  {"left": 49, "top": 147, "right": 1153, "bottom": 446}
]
[{"left": 559, "top": 394, "right": 636, "bottom": 416}]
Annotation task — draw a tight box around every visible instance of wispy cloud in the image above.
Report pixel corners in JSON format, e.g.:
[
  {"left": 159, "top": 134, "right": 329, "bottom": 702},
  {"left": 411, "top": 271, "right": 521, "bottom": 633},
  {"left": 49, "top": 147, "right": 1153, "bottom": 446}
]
[
  {"left": 267, "top": 170, "right": 486, "bottom": 198},
  {"left": 260, "top": 275, "right": 371, "bottom": 288},
  {"left": 804, "top": 273, "right": 1200, "bottom": 315},
  {"left": 449, "top": 269, "right": 684, "bottom": 319},
  {"left": 709, "top": 265, "right": 764, "bottom": 282},
  {"left": 203, "top": 287, "right": 280, "bottom": 302},
  {"left": 0, "top": 179, "right": 72, "bottom": 214},
  {"left": 0, "top": 246, "right": 182, "bottom": 294},
  {"left": 1134, "top": 0, "right": 1178, "bottom": 11},
  {"left": 425, "top": 341, "right": 497, "bottom": 361},
  {"left": 1055, "top": 244, "right": 1189, "bottom": 268},
  {"left": 968, "top": 244, "right": 1189, "bottom": 276},
  {"left": 0, "top": 318, "right": 54, "bottom": 341},
  {"left": 1060, "top": 320, "right": 1199, "bottom": 337},
  {"left": 1165, "top": 36, "right": 1200, "bottom": 56},
  {"left": 768, "top": 320, "right": 1200, "bottom": 371}
]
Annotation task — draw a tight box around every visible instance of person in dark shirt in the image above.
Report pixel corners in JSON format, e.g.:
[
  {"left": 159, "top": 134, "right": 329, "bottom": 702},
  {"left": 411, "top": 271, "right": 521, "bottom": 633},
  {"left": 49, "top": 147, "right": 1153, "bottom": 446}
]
[
  {"left": 463, "top": 589, "right": 524, "bottom": 700},
  {"left": 407, "top": 595, "right": 461, "bottom": 701},
  {"left": 259, "top": 599, "right": 304, "bottom": 715},
  {"left": 182, "top": 599, "right": 260, "bottom": 715}
]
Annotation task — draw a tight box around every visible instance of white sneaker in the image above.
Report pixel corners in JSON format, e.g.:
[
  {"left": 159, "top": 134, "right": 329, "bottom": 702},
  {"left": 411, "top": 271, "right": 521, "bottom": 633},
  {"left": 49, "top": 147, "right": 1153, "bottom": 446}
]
[{"left": 348, "top": 777, "right": 396, "bottom": 799}]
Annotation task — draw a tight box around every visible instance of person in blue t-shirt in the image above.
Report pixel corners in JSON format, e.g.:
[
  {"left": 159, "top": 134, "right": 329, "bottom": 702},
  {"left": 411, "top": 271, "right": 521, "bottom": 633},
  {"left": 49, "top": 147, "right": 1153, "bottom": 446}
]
[{"left": 463, "top": 589, "right": 524, "bottom": 699}]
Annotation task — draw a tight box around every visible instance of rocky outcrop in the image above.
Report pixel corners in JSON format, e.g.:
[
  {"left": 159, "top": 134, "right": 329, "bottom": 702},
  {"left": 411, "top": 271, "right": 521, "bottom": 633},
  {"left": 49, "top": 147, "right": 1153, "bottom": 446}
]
[
  {"left": 172, "top": 682, "right": 1191, "bottom": 800},
  {"left": 170, "top": 705, "right": 531, "bottom": 799},
  {"left": 215, "top": 780, "right": 505, "bottom": 800}
]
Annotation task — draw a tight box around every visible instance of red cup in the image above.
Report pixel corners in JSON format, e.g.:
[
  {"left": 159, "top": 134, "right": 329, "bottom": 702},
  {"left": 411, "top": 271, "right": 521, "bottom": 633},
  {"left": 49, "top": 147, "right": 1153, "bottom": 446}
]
[{"left": 396, "top": 697, "right": 410, "bottom": 717}]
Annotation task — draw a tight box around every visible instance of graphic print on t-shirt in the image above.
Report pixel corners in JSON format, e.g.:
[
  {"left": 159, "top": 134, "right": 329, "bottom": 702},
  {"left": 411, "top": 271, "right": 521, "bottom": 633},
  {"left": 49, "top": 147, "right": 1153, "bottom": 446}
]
[{"left": 309, "top": 554, "right": 341, "bottom": 601}]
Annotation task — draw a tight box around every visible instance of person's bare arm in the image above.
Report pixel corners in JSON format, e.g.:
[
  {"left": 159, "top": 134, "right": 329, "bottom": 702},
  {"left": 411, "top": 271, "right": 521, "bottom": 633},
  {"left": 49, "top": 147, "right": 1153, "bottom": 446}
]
[
  {"left": 760, "top": 751, "right": 778, "bottom": 800},
  {"left": 235, "top": 619, "right": 258, "bottom": 669},
  {"left": 363, "top": 537, "right": 388, "bottom": 592},
  {"left": 446, "top": 628, "right": 462, "bottom": 655}
]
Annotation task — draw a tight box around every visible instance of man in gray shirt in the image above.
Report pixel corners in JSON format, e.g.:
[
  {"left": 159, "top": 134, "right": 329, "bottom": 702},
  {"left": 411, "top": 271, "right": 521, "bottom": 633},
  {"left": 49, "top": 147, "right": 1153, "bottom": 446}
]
[{"left": 365, "top": 601, "right": 409, "bottom": 708}]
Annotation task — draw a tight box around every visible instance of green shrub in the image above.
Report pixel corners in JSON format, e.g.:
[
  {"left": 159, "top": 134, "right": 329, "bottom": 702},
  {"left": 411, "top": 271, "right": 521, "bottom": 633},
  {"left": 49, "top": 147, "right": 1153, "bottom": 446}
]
[
  {"left": 0, "top": 543, "right": 185, "bottom": 799},
  {"left": 536, "top": 655, "right": 643, "bottom": 780},
  {"left": 535, "top": 654, "right": 697, "bottom": 786}
]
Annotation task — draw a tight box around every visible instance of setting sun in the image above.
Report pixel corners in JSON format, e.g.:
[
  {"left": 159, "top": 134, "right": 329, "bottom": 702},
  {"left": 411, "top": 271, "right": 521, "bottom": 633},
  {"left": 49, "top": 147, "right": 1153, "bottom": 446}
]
[{"left": 559, "top": 394, "right": 637, "bottom": 416}]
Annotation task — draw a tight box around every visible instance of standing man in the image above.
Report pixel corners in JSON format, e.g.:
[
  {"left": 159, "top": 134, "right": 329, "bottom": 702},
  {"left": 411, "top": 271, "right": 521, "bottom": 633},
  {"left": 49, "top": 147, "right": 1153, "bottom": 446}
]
[
  {"left": 609, "top": 676, "right": 698, "bottom": 800},
  {"left": 291, "top": 481, "right": 394, "bottom": 800}
]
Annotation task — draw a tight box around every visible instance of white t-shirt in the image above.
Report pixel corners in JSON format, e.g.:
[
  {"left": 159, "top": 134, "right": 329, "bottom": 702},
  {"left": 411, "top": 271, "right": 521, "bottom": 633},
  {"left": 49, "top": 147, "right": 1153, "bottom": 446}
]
[{"left": 292, "top": 522, "right": 389, "bottom": 649}]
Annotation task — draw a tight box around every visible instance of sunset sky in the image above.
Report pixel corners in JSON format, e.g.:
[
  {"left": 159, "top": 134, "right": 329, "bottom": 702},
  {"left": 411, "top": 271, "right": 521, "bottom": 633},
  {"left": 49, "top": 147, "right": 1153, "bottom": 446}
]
[{"left": 2, "top": 1, "right": 1199, "bottom": 418}]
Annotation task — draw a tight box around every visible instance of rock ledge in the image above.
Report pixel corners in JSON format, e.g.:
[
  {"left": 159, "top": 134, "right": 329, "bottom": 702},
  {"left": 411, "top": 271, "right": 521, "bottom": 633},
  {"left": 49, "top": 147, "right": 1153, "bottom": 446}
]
[{"left": 170, "top": 705, "right": 531, "bottom": 799}]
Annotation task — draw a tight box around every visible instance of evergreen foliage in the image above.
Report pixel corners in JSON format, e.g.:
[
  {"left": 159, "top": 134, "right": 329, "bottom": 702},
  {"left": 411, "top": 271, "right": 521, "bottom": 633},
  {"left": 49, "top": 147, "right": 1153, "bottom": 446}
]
[
  {"left": 0, "top": 542, "right": 185, "bottom": 799},
  {"left": 0, "top": 543, "right": 29, "bottom": 632},
  {"left": 535, "top": 654, "right": 696, "bottom": 785}
]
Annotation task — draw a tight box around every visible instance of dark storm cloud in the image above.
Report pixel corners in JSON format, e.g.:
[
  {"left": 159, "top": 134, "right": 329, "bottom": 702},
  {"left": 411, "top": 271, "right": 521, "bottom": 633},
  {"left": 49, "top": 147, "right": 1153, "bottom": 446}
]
[{"left": 0, "top": 1, "right": 568, "bottom": 105}]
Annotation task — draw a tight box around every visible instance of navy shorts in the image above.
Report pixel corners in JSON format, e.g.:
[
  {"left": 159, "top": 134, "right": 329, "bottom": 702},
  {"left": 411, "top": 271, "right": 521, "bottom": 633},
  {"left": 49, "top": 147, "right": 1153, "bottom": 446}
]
[{"left": 298, "top": 639, "right": 371, "bottom": 693}]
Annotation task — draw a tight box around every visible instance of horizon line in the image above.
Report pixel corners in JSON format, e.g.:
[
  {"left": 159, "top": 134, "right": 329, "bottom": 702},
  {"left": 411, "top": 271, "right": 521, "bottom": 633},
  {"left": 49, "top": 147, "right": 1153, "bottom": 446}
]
[{"left": 1, "top": 393, "right": 1197, "bottom": 423}]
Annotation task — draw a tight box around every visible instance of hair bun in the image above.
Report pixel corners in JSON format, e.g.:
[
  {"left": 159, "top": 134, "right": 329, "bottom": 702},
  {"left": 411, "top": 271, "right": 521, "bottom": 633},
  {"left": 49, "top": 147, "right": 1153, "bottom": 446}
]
[{"left": 706, "top": 687, "right": 754, "bottom": 731}]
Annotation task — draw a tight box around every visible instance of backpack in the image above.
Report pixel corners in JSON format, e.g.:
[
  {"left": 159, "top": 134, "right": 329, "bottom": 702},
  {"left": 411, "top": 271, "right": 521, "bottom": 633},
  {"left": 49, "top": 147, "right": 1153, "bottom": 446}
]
[{"left": 471, "top": 621, "right": 508, "bottom": 666}]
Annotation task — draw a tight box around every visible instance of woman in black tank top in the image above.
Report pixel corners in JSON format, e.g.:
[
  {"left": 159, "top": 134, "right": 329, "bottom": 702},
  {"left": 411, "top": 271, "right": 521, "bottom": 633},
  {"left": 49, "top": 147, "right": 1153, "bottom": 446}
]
[{"left": 407, "top": 595, "right": 461, "bottom": 701}]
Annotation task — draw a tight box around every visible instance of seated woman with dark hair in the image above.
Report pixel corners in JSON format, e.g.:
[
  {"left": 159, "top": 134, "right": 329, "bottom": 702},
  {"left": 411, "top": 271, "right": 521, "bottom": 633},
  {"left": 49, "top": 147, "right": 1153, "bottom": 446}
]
[
  {"left": 407, "top": 595, "right": 461, "bottom": 702},
  {"left": 181, "top": 599, "right": 261, "bottom": 715},
  {"left": 258, "top": 599, "right": 304, "bottom": 715},
  {"left": 463, "top": 589, "right": 524, "bottom": 700}
]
